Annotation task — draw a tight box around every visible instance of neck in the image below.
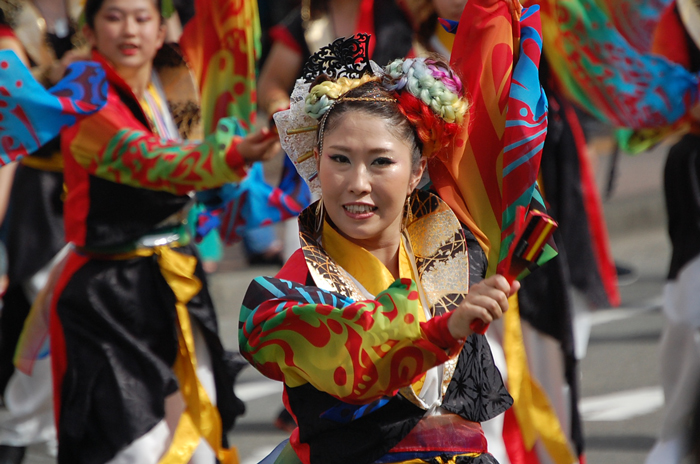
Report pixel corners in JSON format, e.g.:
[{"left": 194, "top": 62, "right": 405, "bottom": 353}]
[
  {"left": 117, "top": 63, "right": 153, "bottom": 99},
  {"left": 353, "top": 235, "right": 402, "bottom": 278}
]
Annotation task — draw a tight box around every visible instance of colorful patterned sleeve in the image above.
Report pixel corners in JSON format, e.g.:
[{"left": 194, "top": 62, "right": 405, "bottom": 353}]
[
  {"left": 62, "top": 92, "right": 248, "bottom": 195},
  {"left": 239, "top": 276, "right": 455, "bottom": 404}
]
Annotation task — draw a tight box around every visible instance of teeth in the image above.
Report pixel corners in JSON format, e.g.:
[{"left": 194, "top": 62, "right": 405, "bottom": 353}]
[{"left": 344, "top": 204, "right": 374, "bottom": 214}]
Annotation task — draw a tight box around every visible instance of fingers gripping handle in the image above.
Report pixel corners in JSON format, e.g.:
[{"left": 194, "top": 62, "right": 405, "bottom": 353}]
[{"left": 469, "top": 209, "right": 558, "bottom": 335}]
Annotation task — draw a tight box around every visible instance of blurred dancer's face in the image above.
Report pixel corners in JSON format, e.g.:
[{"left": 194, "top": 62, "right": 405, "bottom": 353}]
[
  {"left": 318, "top": 112, "right": 425, "bottom": 250},
  {"left": 84, "top": 0, "right": 165, "bottom": 76},
  {"left": 433, "top": 0, "right": 468, "bottom": 20}
]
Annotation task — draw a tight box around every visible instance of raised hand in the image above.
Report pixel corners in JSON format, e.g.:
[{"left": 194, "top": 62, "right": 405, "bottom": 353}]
[
  {"left": 237, "top": 128, "right": 280, "bottom": 164},
  {"left": 447, "top": 274, "right": 520, "bottom": 339}
]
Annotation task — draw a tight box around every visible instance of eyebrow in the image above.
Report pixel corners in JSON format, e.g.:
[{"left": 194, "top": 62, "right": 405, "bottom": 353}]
[
  {"left": 102, "top": 7, "right": 152, "bottom": 14},
  {"left": 326, "top": 145, "right": 394, "bottom": 155}
]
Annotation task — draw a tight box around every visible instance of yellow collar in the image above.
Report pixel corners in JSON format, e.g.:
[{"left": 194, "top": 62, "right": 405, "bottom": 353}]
[{"left": 322, "top": 219, "right": 416, "bottom": 302}]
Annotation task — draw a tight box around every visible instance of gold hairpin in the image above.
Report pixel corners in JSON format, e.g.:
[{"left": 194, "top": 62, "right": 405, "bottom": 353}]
[
  {"left": 297, "top": 150, "right": 315, "bottom": 163},
  {"left": 337, "top": 97, "right": 398, "bottom": 103},
  {"left": 286, "top": 125, "right": 318, "bottom": 135}
]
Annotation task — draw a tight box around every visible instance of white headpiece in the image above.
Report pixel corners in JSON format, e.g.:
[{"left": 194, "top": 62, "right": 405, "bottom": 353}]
[
  {"left": 273, "top": 34, "right": 382, "bottom": 195},
  {"left": 273, "top": 33, "right": 468, "bottom": 194}
]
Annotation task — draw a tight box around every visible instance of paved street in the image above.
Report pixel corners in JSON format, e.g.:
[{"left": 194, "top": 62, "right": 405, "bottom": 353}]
[
  {"left": 22, "top": 146, "right": 675, "bottom": 463},
  {"left": 579, "top": 225, "right": 668, "bottom": 464}
]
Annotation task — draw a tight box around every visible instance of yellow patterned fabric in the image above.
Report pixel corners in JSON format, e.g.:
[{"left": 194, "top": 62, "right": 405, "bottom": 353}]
[
  {"left": 322, "top": 220, "right": 419, "bottom": 307},
  {"left": 19, "top": 150, "right": 64, "bottom": 172},
  {"left": 503, "top": 294, "right": 576, "bottom": 463},
  {"left": 155, "top": 246, "right": 238, "bottom": 464},
  {"left": 435, "top": 24, "right": 455, "bottom": 50},
  {"left": 139, "top": 81, "right": 178, "bottom": 141}
]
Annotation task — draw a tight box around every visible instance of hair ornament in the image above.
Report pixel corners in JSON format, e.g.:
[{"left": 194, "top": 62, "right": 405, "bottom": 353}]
[
  {"left": 384, "top": 58, "right": 468, "bottom": 125},
  {"left": 301, "top": 33, "right": 372, "bottom": 83},
  {"left": 304, "top": 74, "right": 379, "bottom": 119},
  {"left": 338, "top": 96, "right": 398, "bottom": 103},
  {"left": 274, "top": 80, "right": 322, "bottom": 194},
  {"left": 275, "top": 35, "right": 378, "bottom": 195},
  {"left": 274, "top": 34, "right": 471, "bottom": 193},
  {"left": 312, "top": 93, "right": 399, "bottom": 155}
]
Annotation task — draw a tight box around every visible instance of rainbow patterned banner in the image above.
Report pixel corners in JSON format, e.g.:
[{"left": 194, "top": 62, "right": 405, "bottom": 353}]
[
  {"left": 429, "top": 0, "right": 549, "bottom": 277},
  {"left": 596, "top": 0, "right": 672, "bottom": 53},
  {"left": 179, "top": 0, "right": 261, "bottom": 134},
  {"left": 530, "top": 0, "right": 698, "bottom": 133},
  {"left": 499, "top": 7, "right": 550, "bottom": 268},
  {"left": 180, "top": 1, "right": 311, "bottom": 244},
  {"left": 0, "top": 51, "right": 107, "bottom": 166}
]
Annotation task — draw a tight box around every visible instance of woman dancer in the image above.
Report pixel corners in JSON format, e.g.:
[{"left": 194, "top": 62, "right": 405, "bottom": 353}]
[
  {"left": 239, "top": 31, "right": 527, "bottom": 462},
  {"left": 50, "top": 0, "right": 277, "bottom": 462}
]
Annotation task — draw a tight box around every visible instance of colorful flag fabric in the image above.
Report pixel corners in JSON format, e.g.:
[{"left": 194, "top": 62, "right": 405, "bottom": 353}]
[
  {"left": 0, "top": 50, "right": 107, "bottom": 166},
  {"left": 428, "top": 3, "right": 580, "bottom": 463},
  {"left": 181, "top": 0, "right": 311, "bottom": 244},
  {"left": 596, "top": 0, "right": 673, "bottom": 53},
  {"left": 499, "top": 8, "right": 552, "bottom": 271},
  {"left": 529, "top": 0, "right": 699, "bottom": 134},
  {"left": 179, "top": 0, "right": 261, "bottom": 135},
  {"left": 195, "top": 149, "right": 308, "bottom": 245},
  {"left": 429, "top": 0, "right": 550, "bottom": 278}
]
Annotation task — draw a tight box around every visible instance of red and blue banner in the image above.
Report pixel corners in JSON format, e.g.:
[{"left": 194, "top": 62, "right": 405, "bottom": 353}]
[{"left": 0, "top": 50, "right": 107, "bottom": 166}]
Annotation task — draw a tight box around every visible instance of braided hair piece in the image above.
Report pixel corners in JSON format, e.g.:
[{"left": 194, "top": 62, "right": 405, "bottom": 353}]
[
  {"left": 275, "top": 35, "right": 471, "bottom": 194},
  {"left": 384, "top": 57, "right": 469, "bottom": 158},
  {"left": 384, "top": 58, "right": 468, "bottom": 125},
  {"left": 305, "top": 74, "right": 379, "bottom": 119}
]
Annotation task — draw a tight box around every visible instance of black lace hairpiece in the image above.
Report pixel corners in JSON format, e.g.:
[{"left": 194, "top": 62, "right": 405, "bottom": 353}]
[{"left": 301, "top": 33, "right": 372, "bottom": 83}]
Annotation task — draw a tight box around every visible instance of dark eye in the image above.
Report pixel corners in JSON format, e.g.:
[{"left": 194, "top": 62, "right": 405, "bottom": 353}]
[
  {"left": 372, "top": 157, "right": 394, "bottom": 166},
  {"left": 329, "top": 154, "right": 350, "bottom": 164}
]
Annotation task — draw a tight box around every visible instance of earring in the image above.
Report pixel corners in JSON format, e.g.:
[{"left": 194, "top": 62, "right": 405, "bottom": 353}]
[
  {"left": 402, "top": 195, "right": 412, "bottom": 231},
  {"left": 315, "top": 199, "right": 325, "bottom": 234}
]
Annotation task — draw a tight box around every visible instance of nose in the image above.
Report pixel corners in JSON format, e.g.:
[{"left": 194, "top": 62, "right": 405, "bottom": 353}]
[
  {"left": 123, "top": 15, "right": 137, "bottom": 36},
  {"left": 347, "top": 163, "right": 371, "bottom": 195}
]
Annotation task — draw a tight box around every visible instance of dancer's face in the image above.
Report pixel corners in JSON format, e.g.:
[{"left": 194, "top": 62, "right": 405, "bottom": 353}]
[
  {"left": 433, "top": 0, "right": 468, "bottom": 20},
  {"left": 318, "top": 112, "right": 425, "bottom": 250},
  {"left": 84, "top": 0, "right": 165, "bottom": 75}
]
